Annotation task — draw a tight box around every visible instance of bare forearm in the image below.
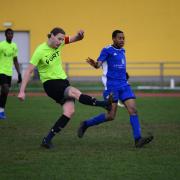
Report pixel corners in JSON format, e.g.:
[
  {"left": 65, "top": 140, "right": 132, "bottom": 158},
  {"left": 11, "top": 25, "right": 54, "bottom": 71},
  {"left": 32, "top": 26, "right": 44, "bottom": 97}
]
[
  {"left": 69, "top": 30, "right": 84, "bottom": 43},
  {"left": 69, "top": 35, "right": 81, "bottom": 43},
  {"left": 19, "top": 70, "right": 31, "bottom": 92},
  {"left": 18, "top": 64, "right": 35, "bottom": 101},
  {"left": 87, "top": 57, "right": 102, "bottom": 69},
  {"left": 94, "top": 61, "right": 102, "bottom": 69},
  {"left": 20, "top": 66, "right": 34, "bottom": 92}
]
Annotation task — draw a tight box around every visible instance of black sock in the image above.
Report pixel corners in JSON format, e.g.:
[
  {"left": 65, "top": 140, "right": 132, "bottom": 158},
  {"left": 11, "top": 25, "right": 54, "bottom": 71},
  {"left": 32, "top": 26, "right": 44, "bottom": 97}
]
[
  {"left": 52, "top": 114, "right": 70, "bottom": 132},
  {"left": 0, "top": 92, "right": 8, "bottom": 108},
  {"left": 46, "top": 115, "right": 70, "bottom": 141},
  {"left": 79, "top": 94, "right": 108, "bottom": 107}
]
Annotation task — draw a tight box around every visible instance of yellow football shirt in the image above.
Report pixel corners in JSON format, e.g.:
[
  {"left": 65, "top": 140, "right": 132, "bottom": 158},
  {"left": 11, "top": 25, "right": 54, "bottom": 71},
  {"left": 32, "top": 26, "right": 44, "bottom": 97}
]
[
  {"left": 0, "top": 40, "right": 18, "bottom": 76},
  {"left": 30, "top": 42, "right": 67, "bottom": 83}
]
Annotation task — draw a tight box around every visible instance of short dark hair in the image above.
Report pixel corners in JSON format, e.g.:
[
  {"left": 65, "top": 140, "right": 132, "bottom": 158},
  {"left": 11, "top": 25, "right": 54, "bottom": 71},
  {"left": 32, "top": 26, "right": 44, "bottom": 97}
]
[
  {"left": 5, "top": 28, "right": 13, "bottom": 36},
  {"left": 48, "top": 27, "right": 65, "bottom": 38},
  {"left": 112, "top": 30, "right": 123, "bottom": 38}
]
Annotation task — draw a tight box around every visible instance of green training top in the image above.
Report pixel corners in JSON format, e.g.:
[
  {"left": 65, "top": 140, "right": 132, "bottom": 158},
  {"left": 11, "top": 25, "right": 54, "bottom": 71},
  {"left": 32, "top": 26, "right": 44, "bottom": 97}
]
[
  {"left": 30, "top": 42, "right": 67, "bottom": 83},
  {"left": 0, "top": 40, "right": 18, "bottom": 76}
]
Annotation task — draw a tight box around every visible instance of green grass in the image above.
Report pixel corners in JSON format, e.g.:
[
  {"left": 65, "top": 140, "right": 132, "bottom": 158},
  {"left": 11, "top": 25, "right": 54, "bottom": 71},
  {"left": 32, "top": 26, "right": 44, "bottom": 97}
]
[{"left": 0, "top": 96, "right": 180, "bottom": 180}]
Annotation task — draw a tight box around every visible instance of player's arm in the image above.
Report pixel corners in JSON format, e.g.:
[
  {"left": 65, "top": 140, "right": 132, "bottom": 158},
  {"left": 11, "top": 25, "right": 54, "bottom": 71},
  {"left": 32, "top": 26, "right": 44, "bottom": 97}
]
[
  {"left": 18, "top": 64, "right": 35, "bottom": 101},
  {"left": 86, "top": 57, "right": 102, "bottom": 69},
  {"left": 87, "top": 47, "right": 108, "bottom": 69},
  {"left": 13, "top": 57, "right": 22, "bottom": 83},
  {"left": 65, "top": 30, "right": 84, "bottom": 44}
]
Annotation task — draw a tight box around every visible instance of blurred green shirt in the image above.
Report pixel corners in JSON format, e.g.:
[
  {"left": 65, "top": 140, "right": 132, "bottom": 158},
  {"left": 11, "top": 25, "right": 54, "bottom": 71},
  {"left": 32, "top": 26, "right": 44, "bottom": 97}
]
[
  {"left": 30, "top": 42, "right": 67, "bottom": 83},
  {"left": 0, "top": 40, "right": 18, "bottom": 76}
]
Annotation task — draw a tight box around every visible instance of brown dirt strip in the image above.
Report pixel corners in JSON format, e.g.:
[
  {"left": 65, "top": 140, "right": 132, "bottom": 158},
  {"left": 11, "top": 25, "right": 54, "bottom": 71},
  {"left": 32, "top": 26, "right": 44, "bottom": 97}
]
[{"left": 10, "top": 92, "right": 180, "bottom": 97}]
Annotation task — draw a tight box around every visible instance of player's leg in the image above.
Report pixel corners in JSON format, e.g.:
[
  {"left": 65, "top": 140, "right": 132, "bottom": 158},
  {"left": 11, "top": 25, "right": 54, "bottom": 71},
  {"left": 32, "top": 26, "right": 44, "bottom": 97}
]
[
  {"left": 42, "top": 79, "right": 75, "bottom": 148},
  {"left": 124, "top": 98, "right": 141, "bottom": 139},
  {"left": 78, "top": 103, "right": 118, "bottom": 138},
  {"left": 122, "top": 85, "right": 153, "bottom": 147},
  {"left": 64, "top": 86, "right": 112, "bottom": 110},
  {"left": 42, "top": 100, "right": 75, "bottom": 149},
  {"left": 78, "top": 90, "right": 118, "bottom": 138},
  {"left": 0, "top": 75, "right": 11, "bottom": 119}
]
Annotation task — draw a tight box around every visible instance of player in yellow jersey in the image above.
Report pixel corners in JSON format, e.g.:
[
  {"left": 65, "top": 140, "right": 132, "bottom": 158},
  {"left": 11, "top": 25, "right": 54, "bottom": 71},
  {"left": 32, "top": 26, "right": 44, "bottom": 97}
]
[
  {"left": 0, "top": 28, "right": 22, "bottom": 119},
  {"left": 18, "top": 27, "right": 112, "bottom": 149}
]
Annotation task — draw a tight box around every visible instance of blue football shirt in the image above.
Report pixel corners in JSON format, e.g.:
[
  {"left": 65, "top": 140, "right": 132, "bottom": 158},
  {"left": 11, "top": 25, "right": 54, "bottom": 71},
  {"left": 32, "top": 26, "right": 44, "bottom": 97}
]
[{"left": 97, "top": 45, "right": 128, "bottom": 89}]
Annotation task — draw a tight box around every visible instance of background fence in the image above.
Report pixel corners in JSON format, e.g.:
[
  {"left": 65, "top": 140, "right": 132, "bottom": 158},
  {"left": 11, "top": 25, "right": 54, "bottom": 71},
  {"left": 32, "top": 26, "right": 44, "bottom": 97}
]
[{"left": 12, "top": 61, "right": 180, "bottom": 91}]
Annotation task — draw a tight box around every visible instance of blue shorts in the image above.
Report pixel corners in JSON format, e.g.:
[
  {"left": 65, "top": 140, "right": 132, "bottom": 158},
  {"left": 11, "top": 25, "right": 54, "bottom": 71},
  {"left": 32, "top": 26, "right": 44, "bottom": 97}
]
[{"left": 103, "top": 85, "right": 136, "bottom": 103}]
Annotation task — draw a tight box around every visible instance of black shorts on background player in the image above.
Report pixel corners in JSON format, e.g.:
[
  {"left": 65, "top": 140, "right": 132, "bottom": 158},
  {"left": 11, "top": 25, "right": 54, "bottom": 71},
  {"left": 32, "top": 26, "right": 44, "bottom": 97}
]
[{"left": 0, "top": 74, "right": 12, "bottom": 86}]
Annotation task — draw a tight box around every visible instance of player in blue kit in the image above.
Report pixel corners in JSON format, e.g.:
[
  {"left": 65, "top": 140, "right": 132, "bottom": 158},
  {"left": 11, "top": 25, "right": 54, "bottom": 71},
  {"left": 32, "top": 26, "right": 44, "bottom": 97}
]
[{"left": 78, "top": 30, "right": 153, "bottom": 148}]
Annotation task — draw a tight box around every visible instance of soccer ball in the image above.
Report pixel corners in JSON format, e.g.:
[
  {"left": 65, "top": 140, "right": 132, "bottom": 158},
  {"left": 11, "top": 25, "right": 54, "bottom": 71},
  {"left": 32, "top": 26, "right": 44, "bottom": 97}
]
[{"left": 118, "top": 101, "right": 125, "bottom": 108}]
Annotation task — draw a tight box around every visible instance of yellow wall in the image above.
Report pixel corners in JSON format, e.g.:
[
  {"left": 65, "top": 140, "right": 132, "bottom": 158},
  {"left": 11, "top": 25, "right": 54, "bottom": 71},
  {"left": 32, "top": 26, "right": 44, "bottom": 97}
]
[{"left": 0, "top": 0, "right": 180, "bottom": 75}]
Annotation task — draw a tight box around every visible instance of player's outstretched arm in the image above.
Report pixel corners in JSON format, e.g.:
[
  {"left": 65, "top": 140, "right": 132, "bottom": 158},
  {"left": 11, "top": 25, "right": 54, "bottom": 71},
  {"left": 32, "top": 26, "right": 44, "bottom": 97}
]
[
  {"left": 18, "top": 64, "right": 35, "bottom": 101},
  {"left": 68, "top": 30, "right": 84, "bottom": 43},
  {"left": 86, "top": 57, "right": 102, "bottom": 69}
]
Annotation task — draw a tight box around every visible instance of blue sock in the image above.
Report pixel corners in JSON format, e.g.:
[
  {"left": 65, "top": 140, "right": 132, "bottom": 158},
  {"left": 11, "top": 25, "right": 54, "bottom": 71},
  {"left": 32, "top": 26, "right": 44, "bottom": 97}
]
[
  {"left": 85, "top": 113, "right": 106, "bottom": 127},
  {"left": 130, "top": 115, "right": 141, "bottom": 140}
]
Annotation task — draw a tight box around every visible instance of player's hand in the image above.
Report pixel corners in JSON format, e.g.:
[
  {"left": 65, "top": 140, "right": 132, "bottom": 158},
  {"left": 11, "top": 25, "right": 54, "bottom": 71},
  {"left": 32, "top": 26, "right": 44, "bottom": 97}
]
[
  {"left": 17, "top": 73, "right": 22, "bottom": 84},
  {"left": 17, "top": 91, "right": 26, "bottom": 101},
  {"left": 77, "top": 30, "right": 84, "bottom": 40},
  {"left": 86, "top": 57, "right": 98, "bottom": 68}
]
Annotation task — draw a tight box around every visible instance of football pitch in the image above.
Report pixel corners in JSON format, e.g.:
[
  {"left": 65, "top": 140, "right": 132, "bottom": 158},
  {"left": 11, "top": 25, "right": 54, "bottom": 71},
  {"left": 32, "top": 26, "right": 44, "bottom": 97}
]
[{"left": 0, "top": 95, "right": 180, "bottom": 180}]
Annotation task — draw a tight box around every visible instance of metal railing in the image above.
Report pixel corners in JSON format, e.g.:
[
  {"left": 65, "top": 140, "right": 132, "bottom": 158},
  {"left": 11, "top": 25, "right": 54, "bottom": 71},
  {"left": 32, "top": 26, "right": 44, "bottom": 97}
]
[
  {"left": 64, "top": 61, "right": 180, "bottom": 84},
  {"left": 13, "top": 61, "right": 180, "bottom": 85}
]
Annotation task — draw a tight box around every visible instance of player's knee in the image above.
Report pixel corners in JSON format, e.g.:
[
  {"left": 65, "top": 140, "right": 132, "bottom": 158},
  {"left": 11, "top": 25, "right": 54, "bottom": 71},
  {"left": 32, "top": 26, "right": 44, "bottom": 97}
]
[
  {"left": 65, "top": 86, "right": 81, "bottom": 99},
  {"left": 128, "top": 106, "right": 138, "bottom": 115}
]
